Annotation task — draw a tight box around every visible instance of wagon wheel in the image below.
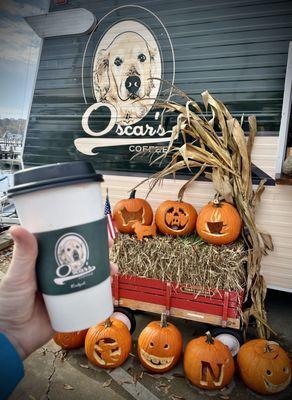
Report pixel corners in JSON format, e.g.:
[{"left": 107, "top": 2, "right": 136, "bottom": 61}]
[
  {"left": 112, "top": 306, "right": 136, "bottom": 334},
  {"left": 211, "top": 327, "right": 243, "bottom": 356}
]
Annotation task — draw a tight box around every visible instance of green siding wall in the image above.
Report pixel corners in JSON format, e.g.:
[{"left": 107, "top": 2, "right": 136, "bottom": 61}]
[{"left": 24, "top": 0, "right": 292, "bottom": 175}]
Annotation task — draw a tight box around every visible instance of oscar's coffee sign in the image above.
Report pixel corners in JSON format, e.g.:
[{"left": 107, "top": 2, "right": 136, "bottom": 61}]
[{"left": 74, "top": 6, "right": 175, "bottom": 157}]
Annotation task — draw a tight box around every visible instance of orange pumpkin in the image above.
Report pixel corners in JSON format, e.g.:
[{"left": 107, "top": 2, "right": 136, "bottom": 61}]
[
  {"left": 196, "top": 199, "right": 241, "bottom": 245},
  {"left": 238, "top": 339, "right": 291, "bottom": 395},
  {"left": 155, "top": 200, "right": 197, "bottom": 236},
  {"left": 137, "top": 313, "right": 183, "bottom": 373},
  {"left": 184, "top": 331, "right": 234, "bottom": 390},
  {"left": 113, "top": 190, "right": 153, "bottom": 234},
  {"left": 85, "top": 317, "right": 131, "bottom": 369},
  {"left": 53, "top": 329, "right": 88, "bottom": 350}
]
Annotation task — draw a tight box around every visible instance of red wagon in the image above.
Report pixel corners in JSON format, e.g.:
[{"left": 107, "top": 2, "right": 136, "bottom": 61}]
[{"left": 111, "top": 274, "right": 244, "bottom": 339}]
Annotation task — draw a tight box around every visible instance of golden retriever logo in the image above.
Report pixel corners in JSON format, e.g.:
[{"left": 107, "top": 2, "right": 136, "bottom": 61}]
[
  {"left": 54, "top": 233, "right": 95, "bottom": 285},
  {"left": 92, "top": 21, "right": 162, "bottom": 126}
]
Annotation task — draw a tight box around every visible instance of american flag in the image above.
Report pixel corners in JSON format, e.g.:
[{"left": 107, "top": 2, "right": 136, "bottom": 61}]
[{"left": 104, "top": 188, "right": 117, "bottom": 240}]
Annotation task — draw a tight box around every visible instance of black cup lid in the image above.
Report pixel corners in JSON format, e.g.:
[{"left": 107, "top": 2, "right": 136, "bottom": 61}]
[{"left": 7, "top": 161, "right": 103, "bottom": 198}]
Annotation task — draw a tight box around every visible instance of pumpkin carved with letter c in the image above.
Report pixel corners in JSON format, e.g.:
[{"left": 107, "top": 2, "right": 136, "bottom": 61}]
[
  {"left": 85, "top": 317, "right": 131, "bottom": 368},
  {"left": 155, "top": 200, "right": 197, "bottom": 236}
]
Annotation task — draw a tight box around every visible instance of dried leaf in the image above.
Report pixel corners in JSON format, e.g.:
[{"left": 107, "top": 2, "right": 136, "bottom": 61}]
[
  {"left": 102, "top": 379, "right": 112, "bottom": 388},
  {"left": 172, "top": 373, "right": 185, "bottom": 379},
  {"left": 247, "top": 115, "right": 257, "bottom": 158},
  {"left": 63, "top": 384, "right": 74, "bottom": 390},
  {"left": 79, "top": 363, "right": 89, "bottom": 369},
  {"left": 212, "top": 168, "right": 233, "bottom": 203}
]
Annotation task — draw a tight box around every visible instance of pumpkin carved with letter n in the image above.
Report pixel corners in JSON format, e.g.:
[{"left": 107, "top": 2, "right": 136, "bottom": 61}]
[
  {"left": 183, "top": 331, "right": 234, "bottom": 390},
  {"left": 155, "top": 200, "right": 197, "bottom": 236}
]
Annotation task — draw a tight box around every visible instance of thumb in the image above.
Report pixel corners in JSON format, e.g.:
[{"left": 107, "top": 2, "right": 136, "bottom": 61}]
[{"left": 5, "top": 226, "right": 38, "bottom": 285}]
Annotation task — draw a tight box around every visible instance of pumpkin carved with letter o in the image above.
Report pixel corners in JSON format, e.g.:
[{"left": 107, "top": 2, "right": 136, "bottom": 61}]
[
  {"left": 53, "top": 330, "right": 88, "bottom": 350},
  {"left": 237, "top": 339, "right": 291, "bottom": 395},
  {"left": 138, "top": 314, "right": 183, "bottom": 373},
  {"left": 85, "top": 317, "right": 131, "bottom": 368},
  {"left": 183, "top": 331, "right": 234, "bottom": 390},
  {"left": 113, "top": 190, "right": 153, "bottom": 234},
  {"left": 196, "top": 199, "right": 241, "bottom": 245},
  {"left": 155, "top": 200, "right": 197, "bottom": 236}
]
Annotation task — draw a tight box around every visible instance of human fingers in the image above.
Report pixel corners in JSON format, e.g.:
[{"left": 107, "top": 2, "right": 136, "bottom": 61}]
[
  {"left": 110, "top": 261, "right": 118, "bottom": 276},
  {"left": 108, "top": 237, "right": 114, "bottom": 248},
  {"left": 5, "top": 226, "right": 38, "bottom": 285}
]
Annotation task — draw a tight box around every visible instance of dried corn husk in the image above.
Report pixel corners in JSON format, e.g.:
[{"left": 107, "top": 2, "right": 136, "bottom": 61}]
[{"left": 134, "top": 88, "right": 274, "bottom": 338}]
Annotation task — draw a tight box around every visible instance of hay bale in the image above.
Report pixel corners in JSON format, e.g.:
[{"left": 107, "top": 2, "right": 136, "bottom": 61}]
[{"left": 110, "top": 235, "right": 247, "bottom": 292}]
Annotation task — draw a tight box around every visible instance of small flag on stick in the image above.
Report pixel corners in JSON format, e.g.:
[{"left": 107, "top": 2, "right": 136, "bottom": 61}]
[{"left": 104, "top": 188, "right": 117, "bottom": 240}]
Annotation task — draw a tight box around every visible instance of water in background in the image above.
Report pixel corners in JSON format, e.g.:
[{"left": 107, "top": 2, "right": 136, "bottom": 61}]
[{"left": 0, "top": 172, "right": 13, "bottom": 197}]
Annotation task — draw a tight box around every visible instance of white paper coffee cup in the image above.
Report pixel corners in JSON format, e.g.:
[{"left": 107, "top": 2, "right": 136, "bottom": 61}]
[{"left": 8, "top": 162, "right": 113, "bottom": 332}]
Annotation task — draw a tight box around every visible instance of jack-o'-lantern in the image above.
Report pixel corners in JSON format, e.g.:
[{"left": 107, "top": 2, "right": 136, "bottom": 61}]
[
  {"left": 113, "top": 190, "right": 153, "bottom": 234},
  {"left": 196, "top": 199, "right": 241, "bottom": 245},
  {"left": 85, "top": 317, "right": 131, "bottom": 368},
  {"left": 238, "top": 339, "right": 291, "bottom": 395},
  {"left": 184, "top": 331, "right": 234, "bottom": 390},
  {"left": 53, "top": 329, "right": 88, "bottom": 350},
  {"left": 137, "top": 313, "right": 183, "bottom": 373},
  {"left": 155, "top": 200, "right": 197, "bottom": 236}
]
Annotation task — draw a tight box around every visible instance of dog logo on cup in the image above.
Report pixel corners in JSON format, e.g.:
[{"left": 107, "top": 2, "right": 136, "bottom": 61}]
[{"left": 54, "top": 233, "right": 95, "bottom": 285}]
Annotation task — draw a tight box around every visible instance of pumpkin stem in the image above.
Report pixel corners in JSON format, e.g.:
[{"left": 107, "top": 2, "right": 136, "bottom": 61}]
[
  {"left": 129, "top": 190, "right": 136, "bottom": 199},
  {"left": 160, "top": 313, "right": 168, "bottom": 328},
  {"left": 264, "top": 343, "right": 274, "bottom": 353},
  {"left": 104, "top": 318, "right": 112, "bottom": 328},
  {"left": 205, "top": 331, "right": 214, "bottom": 344},
  {"left": 213, "top": 193, "right": 221, "bottom": 207}
]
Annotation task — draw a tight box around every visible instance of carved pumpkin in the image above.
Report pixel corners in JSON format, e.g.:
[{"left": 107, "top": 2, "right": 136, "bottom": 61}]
[
  {"left": 113, "top": 190, "right": 153, "bottom": 234},
  {"left": 85, "top": 317, "right": 131, "bottom": 369},
  {"left": 196, "top": 199, "right": 241, "bottom": 245},
  {"left": 53, "top": 329, "right": 88, "bottom": 350},
  {"left": 184, "top": 331, "right": 234, "bottom": 390},
  {"left": 238, "top": 339, "right": 291, "bottom": 395},
  {"left": 155, "top": 200, "right": 197, "bottom": 236},
  {"left": 137, "top": 313, "right": 183, "bottom": 373}
]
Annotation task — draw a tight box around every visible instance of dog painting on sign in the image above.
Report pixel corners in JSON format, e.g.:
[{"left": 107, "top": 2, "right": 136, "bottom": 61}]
[{"left": 92, "top": 21, "right": 162, "bottom": 125}]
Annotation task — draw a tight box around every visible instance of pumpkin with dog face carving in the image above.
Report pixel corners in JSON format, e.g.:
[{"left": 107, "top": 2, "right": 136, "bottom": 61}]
[
  {"left": 155, "top": 200, "right": 197, "bottom": 236},
  {"left": 238, "top": 339, "right": 291, "bottom": 395},
  {"left": 85, "top": 317, "right": 131, "bottom": 368},
  {"left": 113, "top": 190, "right": 153, "bottom": 234}
]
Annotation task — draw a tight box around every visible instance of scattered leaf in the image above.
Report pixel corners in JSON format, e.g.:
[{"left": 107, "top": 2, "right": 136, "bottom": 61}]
[
  {"left": 102, "top": 379, "right": 112, "bottom": 388},
  {"left": 63, "top": 384, "right": 74, "bottom": 390},
  {"left": 79, "top": 363, "right": 89, "bottom": 369},
  {"left": 172, "top": 373, "right": 185, "bottom": 379}
]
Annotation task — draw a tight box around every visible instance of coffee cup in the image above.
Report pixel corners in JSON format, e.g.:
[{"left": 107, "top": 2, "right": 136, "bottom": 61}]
[{"left": 7, "top": 161, "right": 113, "bottom": 332}]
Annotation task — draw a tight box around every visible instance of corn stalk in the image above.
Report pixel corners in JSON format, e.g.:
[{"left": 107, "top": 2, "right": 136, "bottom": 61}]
[{"left": 135, "top": 89, "right": 274, "bottom": 338}]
